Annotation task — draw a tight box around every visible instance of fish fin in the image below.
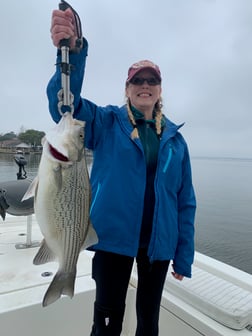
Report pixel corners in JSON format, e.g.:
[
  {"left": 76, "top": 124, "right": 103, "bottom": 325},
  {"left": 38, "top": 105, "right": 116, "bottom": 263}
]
[
  {"left": 21, "top": 176, "right": 39, "bottom": 201},
  {"left": 82, "top": 222, "right": 99, "bottom": 250},
  {"left": 33, "top": 239, "right": 56, "bottom": 265},
  {"left": 42, "top": 269, "right": 76, "bottom": 307}
]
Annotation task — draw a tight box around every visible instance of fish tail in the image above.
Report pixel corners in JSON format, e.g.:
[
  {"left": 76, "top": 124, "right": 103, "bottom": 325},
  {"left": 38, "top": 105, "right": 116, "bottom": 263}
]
[{"left": 42, "top": 269, "right": 76, "bottom": 307}]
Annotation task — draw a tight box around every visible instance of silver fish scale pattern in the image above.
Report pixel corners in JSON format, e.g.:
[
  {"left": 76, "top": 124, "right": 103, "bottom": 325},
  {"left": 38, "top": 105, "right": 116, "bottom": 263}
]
[{"left": 52, "top": 156, "right": 90, "bottom": 272}]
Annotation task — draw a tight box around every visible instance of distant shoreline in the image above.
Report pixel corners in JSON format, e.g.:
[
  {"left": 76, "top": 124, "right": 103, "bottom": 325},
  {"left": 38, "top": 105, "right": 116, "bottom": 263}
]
[
  {"left": 0, "top": 148, "right": 93, "bottom": 157},
  {"left": 192, "top": 156, "right": 252, "bottom": 162},
  {"left": 0, "top": 149, "right": 42, "bottom": 155},
  {"left": 0, "top": 150, "right": 250, "bottom": 161}
]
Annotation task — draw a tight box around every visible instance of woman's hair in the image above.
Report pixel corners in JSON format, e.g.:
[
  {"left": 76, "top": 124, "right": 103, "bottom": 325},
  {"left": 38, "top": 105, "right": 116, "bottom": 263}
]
[{"left": 126, "top": 98, "right": 163, "bottom": 139}]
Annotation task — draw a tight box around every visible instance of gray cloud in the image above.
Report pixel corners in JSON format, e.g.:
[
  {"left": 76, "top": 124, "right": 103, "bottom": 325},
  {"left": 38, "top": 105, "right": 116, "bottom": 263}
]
[{"left": 1, "top": 0, "right": 252, "bottom": 158}]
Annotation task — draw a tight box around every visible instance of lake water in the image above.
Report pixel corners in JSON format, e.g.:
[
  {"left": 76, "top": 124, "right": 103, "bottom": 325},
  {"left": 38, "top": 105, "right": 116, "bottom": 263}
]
[
  {"left": 192, "top": 157, "right": 252, "bottom": 275},
  {"left": 0, "top": 153, "right": 251, "bottom": 275}
]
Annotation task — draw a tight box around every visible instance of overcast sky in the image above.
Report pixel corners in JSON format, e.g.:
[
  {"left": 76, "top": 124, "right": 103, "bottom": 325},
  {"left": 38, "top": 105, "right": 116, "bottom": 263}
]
[{"left": 1, "top": 0, "right": 252, "bottom": 158}]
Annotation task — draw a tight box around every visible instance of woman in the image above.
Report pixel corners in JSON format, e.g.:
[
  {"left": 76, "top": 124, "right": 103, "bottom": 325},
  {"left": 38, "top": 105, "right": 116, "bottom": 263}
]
[{"left": 48, "top": 8, "right": 196, "bottom": 336}]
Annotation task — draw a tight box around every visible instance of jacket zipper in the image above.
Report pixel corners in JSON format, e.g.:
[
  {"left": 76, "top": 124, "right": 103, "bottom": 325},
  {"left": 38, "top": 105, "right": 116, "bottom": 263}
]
[
  {"left": 148, "top": 155, "right": 162, "bottom": 262},
  {"left": 149, "top": 143, "right": 174, "bottom": 261},
  {"left": 162, "top": 144, "right": 173, "bottom": 173},
  {"left": 90, "top": 182, "right": 101, "bottom": 216}
]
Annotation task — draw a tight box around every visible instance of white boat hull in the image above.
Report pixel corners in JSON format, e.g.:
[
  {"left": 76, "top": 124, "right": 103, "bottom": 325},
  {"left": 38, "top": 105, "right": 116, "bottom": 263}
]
[{"left": 1, "top": 215, "right": 252, "bottom": 336}]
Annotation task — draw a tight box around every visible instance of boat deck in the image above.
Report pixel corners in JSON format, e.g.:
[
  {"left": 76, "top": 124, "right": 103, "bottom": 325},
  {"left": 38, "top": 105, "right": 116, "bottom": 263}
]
[
  {"left": 0, "top": 215, "right": 93, "bottom": 299},
  {"left": 0, "top": 215, "right": 136, "bottom": 336},
  {"left": 1, "top": 215, "right": 252, "bottom": 336}
]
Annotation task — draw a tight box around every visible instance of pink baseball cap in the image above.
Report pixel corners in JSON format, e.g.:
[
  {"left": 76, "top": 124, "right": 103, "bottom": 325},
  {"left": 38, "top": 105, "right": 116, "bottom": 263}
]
[{"left": 126, "top": 60, "right": 162, "bottom": 83}]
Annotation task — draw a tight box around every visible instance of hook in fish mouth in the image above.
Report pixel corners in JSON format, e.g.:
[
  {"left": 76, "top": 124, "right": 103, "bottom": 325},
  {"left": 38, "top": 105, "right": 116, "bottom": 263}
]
[{"left": 49, "top": 144, "right": 69, "bottom": 162}]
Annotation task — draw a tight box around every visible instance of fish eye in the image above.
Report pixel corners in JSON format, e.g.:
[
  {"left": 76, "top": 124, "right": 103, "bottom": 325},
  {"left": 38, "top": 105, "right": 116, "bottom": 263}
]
[{"left": 79, "top": 128, "right": 84, "bottom": 138}]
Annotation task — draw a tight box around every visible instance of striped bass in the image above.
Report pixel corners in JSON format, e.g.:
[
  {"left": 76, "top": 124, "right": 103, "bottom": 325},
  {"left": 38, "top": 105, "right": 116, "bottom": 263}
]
[{"left": 23, "top": 112, "right": 98, "bottom": 307}]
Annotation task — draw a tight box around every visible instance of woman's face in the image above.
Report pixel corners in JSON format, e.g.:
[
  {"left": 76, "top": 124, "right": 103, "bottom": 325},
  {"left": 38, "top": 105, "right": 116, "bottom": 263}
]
[{"left": 125, "top": 69, "right": 162, "bottom": 116}]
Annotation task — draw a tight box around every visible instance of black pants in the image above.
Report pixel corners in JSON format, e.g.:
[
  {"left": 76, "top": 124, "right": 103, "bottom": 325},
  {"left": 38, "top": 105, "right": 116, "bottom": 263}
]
[{"left": 90, "top": 249, "right": 169, "bottom": 336}]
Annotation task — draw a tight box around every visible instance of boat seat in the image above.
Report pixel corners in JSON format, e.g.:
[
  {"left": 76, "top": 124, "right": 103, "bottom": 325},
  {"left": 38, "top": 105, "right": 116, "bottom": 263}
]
[
  {"left": 165, "top": 265, "right": 252, "bottom": 330},
  {"left": 0, "top": 179, "right": 34, "bottom": 219}
]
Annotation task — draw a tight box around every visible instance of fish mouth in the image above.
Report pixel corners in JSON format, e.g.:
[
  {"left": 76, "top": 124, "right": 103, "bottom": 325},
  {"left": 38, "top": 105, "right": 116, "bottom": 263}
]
[{"left": 49, "top": 144, "right": 69, "bottom": 162}]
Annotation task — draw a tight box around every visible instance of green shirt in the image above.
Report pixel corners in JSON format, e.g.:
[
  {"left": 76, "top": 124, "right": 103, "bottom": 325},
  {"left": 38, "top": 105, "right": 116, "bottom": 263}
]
[{"left": 132, "top": 107, "right": 161, "bottom": 248}]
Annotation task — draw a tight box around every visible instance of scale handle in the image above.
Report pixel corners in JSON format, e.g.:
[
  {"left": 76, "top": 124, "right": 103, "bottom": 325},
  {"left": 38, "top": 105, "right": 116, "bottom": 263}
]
[{"left": 58, "top": 0, "right": 71, "bottom": 48}]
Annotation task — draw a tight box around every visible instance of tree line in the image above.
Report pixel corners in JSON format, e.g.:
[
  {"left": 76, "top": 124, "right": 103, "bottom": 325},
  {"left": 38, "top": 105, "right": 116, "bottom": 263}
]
[{"left": 0, "top": 130, "right": 45, "bottom": 146}]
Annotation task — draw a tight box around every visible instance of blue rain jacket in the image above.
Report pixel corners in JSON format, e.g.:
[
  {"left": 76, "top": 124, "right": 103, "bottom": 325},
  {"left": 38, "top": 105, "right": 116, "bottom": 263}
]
[{"left": 47, "top": 40, "right": 196, "bottom": 277}]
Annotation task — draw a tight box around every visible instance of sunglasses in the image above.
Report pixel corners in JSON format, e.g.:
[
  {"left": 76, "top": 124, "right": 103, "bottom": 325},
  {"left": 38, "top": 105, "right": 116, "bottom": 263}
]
[{"left": 129, "top": 76, "right": 161, "bottom": 86}]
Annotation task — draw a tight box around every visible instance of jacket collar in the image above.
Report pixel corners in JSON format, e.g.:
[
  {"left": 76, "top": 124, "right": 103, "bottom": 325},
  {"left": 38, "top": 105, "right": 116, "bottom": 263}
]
[
  {"left": 161, "top": 118, "right": 184, "bottom": 142},
  {"left": 116, "top": 105, "right": 184, "bottom": 143}
]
